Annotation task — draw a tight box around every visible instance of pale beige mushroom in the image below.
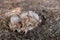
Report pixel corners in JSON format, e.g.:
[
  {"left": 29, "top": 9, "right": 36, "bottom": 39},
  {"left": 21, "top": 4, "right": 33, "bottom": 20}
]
[{"left": 9, "top": 15, "right": 22, "bottom": 32}]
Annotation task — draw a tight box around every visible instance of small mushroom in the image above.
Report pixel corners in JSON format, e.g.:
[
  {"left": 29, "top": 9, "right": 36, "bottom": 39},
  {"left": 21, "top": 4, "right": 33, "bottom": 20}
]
[
  {"left": 9, "top": 15, "right": 22, "bottom": 32},
  {"left": 10, "top": 15, "right": 20, "bottom": 24}
]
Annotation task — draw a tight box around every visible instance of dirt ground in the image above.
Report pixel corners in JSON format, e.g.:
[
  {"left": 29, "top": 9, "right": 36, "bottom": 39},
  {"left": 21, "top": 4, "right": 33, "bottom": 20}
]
[{"left": 0, "top": 0, "right": 60, "bottom": 40}]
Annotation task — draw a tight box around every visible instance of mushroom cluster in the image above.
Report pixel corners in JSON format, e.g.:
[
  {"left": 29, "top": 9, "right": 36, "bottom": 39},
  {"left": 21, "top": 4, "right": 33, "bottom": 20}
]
[{"left": 5, "top": 7, "right": 42, "bottom": 34}]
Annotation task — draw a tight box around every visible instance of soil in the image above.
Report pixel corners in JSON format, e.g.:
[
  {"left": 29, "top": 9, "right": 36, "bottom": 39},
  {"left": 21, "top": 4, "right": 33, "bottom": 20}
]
[{"left": 0, "top": 0, "right": 60, "bottom": 40}]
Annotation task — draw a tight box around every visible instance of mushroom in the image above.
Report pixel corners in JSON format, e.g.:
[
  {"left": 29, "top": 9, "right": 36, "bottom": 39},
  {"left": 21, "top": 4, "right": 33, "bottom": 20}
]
[{"left": 9, "top": 15, "right": 22, "bottom": 32}]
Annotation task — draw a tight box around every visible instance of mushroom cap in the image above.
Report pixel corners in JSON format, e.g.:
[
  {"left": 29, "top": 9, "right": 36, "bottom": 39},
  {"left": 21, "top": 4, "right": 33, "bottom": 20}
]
[
  {"left": 29, "top": 11, "right": 39, "bottom": 20},
  {"left": 10, "top": 15, "right": 20, "bottom": 24}
]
